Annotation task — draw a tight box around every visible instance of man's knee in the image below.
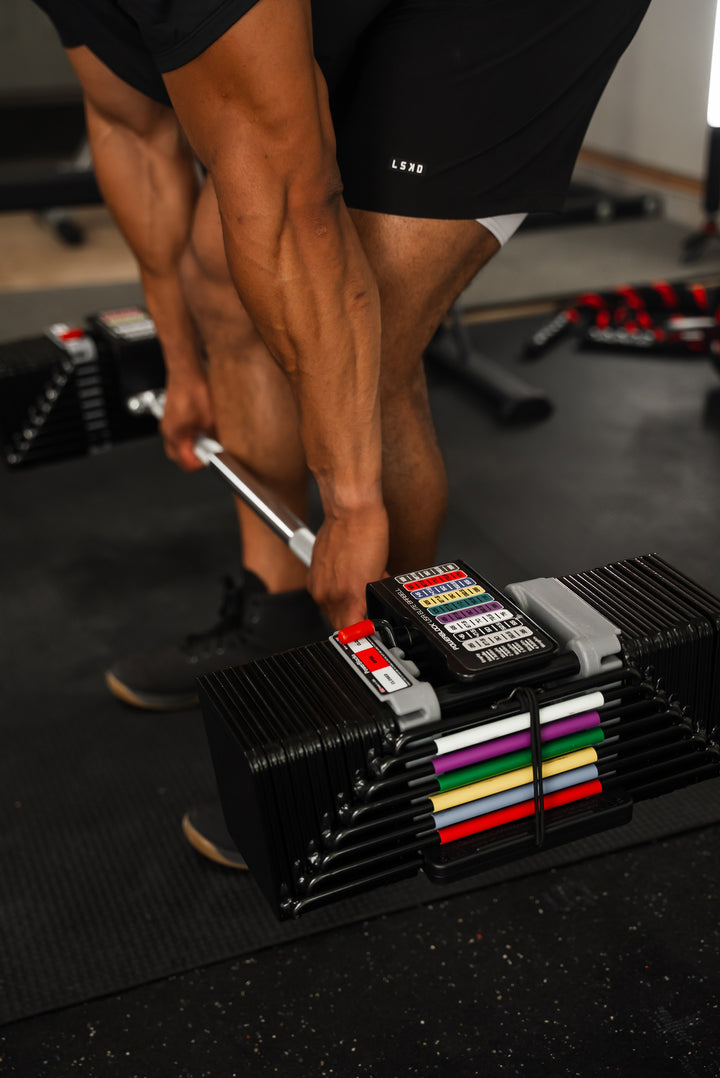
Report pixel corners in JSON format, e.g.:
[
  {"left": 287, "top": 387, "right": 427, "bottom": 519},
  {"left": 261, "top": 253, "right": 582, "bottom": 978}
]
[
  {"left": 179, "top": 232, "right": 238, "bottom": 318},
  {"left": 380, "top": 353, "right": 430, "bottom": 415},
  {"left": 179, "top": 173, "right": 232, "bottom": 295},
  {"left": 179, "top": 239, "right": 210, "bottom": 303},
  {"left": 180, "top": 204, "right": 230, "bottom": 297},
  {"left": 179, "top": 235, "right": 270, "bottom": 366},
  {"left": 178, "top": 241, "right": 214, "bottom": 323}
]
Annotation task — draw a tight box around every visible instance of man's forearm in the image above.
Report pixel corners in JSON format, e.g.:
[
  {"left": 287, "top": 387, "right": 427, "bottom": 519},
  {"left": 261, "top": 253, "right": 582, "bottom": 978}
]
[
  {"left": 217, "top": 178, "right": 384, "bottom": 518},
  {"left": 81, "top": 92, "right": 219, "bottom": 470},
  {"left": 207, "top": 154, "right": 388, "bottom": 624},
  {"left": 161, "top": 3, "right": 389, "bottom": 620},
  {"left": 83, "top": 96, "right": 203, "bottom": 378}
]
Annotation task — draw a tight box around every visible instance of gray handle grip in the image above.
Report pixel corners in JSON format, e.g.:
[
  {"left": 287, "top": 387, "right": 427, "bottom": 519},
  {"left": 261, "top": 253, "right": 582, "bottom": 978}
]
[{"left": 126, "top": 389, "right": 316, "bottom": 567}]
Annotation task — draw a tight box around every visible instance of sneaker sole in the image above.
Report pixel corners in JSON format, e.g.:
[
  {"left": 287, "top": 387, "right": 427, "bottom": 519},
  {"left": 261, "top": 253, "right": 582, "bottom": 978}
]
[
  {"left": 105, "top": 671, "right": 199, "bottom": 712},
  {"left": 181, "top": 811, "right": 248, "bottom": 870}
]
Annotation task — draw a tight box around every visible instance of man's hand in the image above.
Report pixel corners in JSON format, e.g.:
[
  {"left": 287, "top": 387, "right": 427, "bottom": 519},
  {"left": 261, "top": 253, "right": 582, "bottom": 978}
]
[
  {"left": 160, "top": 368, "right": 217, "bottom": 472},
  {"left": 307, "top": 502, "right": 389, "bottom": 628}
]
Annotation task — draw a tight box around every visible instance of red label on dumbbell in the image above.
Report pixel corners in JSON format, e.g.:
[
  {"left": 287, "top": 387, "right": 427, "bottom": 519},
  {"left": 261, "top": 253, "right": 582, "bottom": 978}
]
[
  {"left": 338, "top": 636, "right": 410, "bottom": 694},
  {"left": 355, "top": 645, "right": 388, "bottom": 673}
]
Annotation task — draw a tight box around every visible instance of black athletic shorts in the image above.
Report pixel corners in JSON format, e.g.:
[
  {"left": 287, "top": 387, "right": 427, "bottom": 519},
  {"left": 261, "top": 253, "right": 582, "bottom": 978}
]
[{"left": 33, "top": 0, "right": 650, "bottom": 219}]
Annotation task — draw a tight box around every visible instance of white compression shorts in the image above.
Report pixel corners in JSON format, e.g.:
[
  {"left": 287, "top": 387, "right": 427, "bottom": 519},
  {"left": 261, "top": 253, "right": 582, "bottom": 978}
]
[{"left": 477, "top": 213, "right": 528, "bottom": 247}]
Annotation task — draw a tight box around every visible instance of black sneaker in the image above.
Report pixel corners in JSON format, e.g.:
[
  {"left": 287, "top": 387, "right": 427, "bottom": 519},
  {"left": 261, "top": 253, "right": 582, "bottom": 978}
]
[
  {"left": 105, "top": 570, "right": 330, "bottom": 710},
  {"left": 181, "top": 803, "right": 247, "bottom": 869}
]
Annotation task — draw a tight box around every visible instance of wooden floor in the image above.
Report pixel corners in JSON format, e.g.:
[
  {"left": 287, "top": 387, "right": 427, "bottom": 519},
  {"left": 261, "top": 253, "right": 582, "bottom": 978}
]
[{"left": 0, "top": 206, "right": 137, "bottom": 293}]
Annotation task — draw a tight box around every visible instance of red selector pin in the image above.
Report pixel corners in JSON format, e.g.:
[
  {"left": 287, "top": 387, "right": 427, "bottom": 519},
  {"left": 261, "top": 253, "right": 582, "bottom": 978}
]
[{"left": 337, "top": 619, "right": 376, "bottom": 645}]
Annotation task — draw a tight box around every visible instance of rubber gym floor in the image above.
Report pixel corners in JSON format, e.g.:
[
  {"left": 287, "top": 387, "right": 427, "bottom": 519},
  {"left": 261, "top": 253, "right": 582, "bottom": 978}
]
[{"left": 0, "top": 214, "right": 719, "bottom": 1077}]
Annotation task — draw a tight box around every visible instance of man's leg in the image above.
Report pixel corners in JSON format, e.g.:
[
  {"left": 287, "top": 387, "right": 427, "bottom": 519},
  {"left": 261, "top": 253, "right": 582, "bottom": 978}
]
[{"left": 351, "top": 210, "right": 501, "bottom": 574}]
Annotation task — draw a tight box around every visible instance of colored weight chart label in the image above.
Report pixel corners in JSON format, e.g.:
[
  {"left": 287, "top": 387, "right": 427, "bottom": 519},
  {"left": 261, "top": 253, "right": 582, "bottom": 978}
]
[
  {"left": 389, "top": 558, "right": 558, "bottom": 675},
  {"left": 442, "top": 609, "right": 519, "bottom": 634},
  {"left": 419, "top": 586, "right": 491, "bottom": 610},
  {"left": 460, "top": 625, "right": 534, "bottom": 650},
  {"left": 414, "top": 578, "right": 476, "bottom": 599},
  {"left": 403, "top": 571, "right": 466, "bottom": 592},
  {"left": 441, "top": 609, "right": 517, "bottom": 636},
  {"left": 412, "top": 578, "right": 477, "bottom": 600},
  {"left": 452, "top": 610, "right": 515, "bottom": 639},
  {"left": 396, "top": 562, "right": 461, "bottom": 583},
  {"left": 399, "top": 565, "right": 465, "bottom": 591},
  {"left": 449, "top": 614, "right": 522, "bottom": 642},
  {"left": 425, "top": 593, "right": 495, "bottom": 616},
  {"left": 398, "top": 563, "right": 528, "bottom": 643},
  {"left": 436, "top": 601, "right": 504, "bottom": 626},
  {"left": 465, "top": 635, "right": 548, "bottom": 661}
]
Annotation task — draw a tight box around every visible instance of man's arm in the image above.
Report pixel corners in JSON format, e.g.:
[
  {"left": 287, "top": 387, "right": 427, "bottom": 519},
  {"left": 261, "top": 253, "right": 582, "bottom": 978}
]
[
  {"left": 163, "top": 0, "right": 388, "bottom": 627},
  {"left": 67, "top": 47, "right": 214, "bottom": 471}
]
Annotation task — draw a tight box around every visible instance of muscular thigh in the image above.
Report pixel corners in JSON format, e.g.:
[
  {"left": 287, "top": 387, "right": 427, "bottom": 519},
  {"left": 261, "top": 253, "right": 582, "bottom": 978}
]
[
  {"left": 184, "top": 176, "right": 235, "bottom": 290},
  {"left": 350, "top": 210, "right": 499, "bottom": 387},
  {"left": 181, "top": 176, "right": 268, "bottom": 357}
]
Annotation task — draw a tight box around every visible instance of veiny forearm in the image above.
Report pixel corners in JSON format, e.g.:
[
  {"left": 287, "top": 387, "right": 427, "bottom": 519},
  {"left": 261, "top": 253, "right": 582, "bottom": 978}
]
[
  {"left": 84, "top": 100, "right": 203, "bottom": 376},
  {"left": 161, "top": 4, "right": 384, "bottom": 518},
  {"left": 215, "top": 170, "right": 384, "bottom": 517},
  {"left": 158, "top": 1, "right": 388, "bottom": 619}
]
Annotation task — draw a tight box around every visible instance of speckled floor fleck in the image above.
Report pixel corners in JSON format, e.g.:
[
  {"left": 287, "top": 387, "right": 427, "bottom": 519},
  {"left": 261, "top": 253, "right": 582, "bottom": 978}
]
[{"left": 2, "top": 828, "right": 717, "bottom": 1077}]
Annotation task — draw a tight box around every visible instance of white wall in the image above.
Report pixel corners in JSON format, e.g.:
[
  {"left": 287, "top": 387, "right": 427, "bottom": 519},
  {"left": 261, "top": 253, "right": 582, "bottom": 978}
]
[{"left": 583, "top": 0, "right": 716, "bottom": 180}]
